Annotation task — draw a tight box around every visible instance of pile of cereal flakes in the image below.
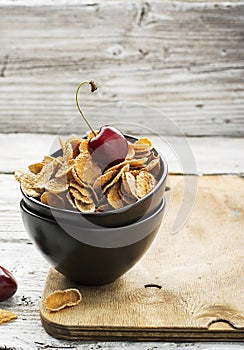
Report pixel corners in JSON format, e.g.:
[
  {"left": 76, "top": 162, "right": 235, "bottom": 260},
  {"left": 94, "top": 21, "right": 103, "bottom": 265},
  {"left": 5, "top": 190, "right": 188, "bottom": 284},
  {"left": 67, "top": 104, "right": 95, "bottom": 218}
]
[{"left": 15, "top": 135, "right": 161, "bottom": 212}]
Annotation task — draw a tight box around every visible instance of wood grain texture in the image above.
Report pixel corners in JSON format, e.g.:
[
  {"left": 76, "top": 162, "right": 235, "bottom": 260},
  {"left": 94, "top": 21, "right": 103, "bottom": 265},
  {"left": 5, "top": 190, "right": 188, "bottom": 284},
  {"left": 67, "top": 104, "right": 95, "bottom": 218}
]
[
  {"left": 0, "top": 1, "right": 244, "bottom": 135},
  {"left": 38, "top": 175, "right": 244, "bottom": 341},
  {"left": 1, "top": 1, "right": 244, "bottom": 347},
  {"left": 1, "top": 133, "right": 244, "bottom": 175},
  {"left": 0, "top": 174, "right": 244, "bottom": 348}
]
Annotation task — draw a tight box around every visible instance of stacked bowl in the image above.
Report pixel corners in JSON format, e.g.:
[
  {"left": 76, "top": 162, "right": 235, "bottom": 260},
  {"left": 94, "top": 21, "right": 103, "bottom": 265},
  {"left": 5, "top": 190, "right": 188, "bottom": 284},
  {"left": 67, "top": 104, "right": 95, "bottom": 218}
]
[{"left": 20, "top": 136, "right": 168, "bottom": 285}]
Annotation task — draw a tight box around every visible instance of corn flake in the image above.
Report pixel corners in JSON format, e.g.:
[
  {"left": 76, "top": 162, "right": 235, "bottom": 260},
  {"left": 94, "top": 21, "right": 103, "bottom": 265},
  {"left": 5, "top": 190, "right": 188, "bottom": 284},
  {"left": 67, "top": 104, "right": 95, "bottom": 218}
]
[
  {"left": 74, "top": 199, "right": 96, "bottom": 213},
  {"left": 0, "top": 309, "right": 18, "bottom": 325},
  {"left": 28, "top": 162, "right": 45, "bottom": 175},
  {"left": 126, "top": 144, "right": 136, "bottom": 159},
  {"left": 15, "top": 170, "right": 43, "bottom": 197},
  {"left": 40, "top": 192, "right": 65, "bottom": 209},
  {"left": 69, "top": 188, "right": 93, "bottom": 204},
  {"left": 103, "top": 164, "right": 130, "bottom": 193},
  {"left": 145, "top": 157, "right": 161, "bottom": 177},
  {"left": 134, "top": 149, "right": 151, "bottom": 158},
  {"left": 132, "top": 137, "right": 152, "bottom": 151},
  {"left": 107, "top": 182, "right": 123, "bottom": 209},
  {"left": 35, "top": 159, "right": 60, "bottom": 189},
  {"left": 93, "top": 168, "right": 119, "bottom": 191},
  {"left": 129, "top": 157, "right": 148, "bottom": 168},
  {"left": 74, "top": 154, "right": 101, "bottom": 185},
  {"left": 136, "top": 171, "right": 156, "bottom": 198},
  {"left": 45, "top": 177, "right": 69, "bottom": 194},
  {"left": 45, "top": 288, "right": 82, "bottom": 312},
  {"left": 121, "top": 172, "right": 138, "bottom": 199}
]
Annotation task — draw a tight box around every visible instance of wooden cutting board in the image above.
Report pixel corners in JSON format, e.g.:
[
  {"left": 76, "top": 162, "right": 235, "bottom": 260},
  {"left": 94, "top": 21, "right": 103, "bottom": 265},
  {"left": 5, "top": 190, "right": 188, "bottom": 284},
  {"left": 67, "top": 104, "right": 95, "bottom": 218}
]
[{"left": 40, "top": 175, "right": 244, "bottom": 341}]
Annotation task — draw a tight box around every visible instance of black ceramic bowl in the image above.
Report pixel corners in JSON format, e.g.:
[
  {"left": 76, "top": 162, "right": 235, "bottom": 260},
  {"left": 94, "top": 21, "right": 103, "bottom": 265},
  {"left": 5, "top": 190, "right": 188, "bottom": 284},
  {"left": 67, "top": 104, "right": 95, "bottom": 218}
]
[
  {"left": 20, "top": 197, "right": 166, "bottom": 285},
  {"left": 21, "top": 135, "right": 168, "bottom": 228}
]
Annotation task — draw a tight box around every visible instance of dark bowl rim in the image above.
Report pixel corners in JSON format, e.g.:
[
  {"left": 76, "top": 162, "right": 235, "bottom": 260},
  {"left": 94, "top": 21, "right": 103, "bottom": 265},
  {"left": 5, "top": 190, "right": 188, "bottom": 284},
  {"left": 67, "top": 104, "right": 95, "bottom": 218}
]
[
  {"left": 20, "top": 197, "right": 166, "bottom": 230},
  {"left": 20, "top": 134, "right": 168, "bottom": 216}
]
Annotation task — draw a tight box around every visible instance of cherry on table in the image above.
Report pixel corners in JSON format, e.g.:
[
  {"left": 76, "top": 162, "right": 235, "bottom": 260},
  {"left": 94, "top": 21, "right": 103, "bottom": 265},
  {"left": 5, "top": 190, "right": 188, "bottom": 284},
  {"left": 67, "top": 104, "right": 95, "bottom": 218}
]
[{"left": 0, "top": 266, "right": 18, "bottom": 302}]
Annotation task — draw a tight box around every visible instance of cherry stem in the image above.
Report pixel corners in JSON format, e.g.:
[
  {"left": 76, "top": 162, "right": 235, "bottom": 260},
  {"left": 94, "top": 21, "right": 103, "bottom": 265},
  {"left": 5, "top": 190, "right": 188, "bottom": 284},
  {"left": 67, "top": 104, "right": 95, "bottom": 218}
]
[{"left": 76, "top": 80, "right": 97, "bottom": 137}]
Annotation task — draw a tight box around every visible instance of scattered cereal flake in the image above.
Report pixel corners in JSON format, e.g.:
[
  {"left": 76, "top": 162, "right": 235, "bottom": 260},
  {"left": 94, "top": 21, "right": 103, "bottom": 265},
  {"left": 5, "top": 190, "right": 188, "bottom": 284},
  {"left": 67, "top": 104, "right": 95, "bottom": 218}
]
[
  {"left": 40, "top": 192, "right": 65, "bottom": 209},
  {"left": 0, "top": 309, "right": 18, "bottom": 325},
  {"left": 107, "top": 182, "right": 124, "bottom": 209},
  {"left": 45, "top": 177, "right": 69, "bottom": 194},
  {"left": 136, "top": 171, "right": 157, "bottom": 198},
  {"left": 45, "top": 288, "right": 82, "bottom": 312},
  {"left": 74, "top": 199, "right": 96, "bottom": 213}
]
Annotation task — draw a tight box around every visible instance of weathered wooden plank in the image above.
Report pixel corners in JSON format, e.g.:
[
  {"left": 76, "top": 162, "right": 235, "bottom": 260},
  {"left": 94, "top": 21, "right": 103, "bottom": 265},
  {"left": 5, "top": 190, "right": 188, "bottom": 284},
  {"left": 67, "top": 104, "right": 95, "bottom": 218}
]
[
  {"left": 3, "top": 244, "right": 243, "bottom": 347},
  {"left": 2, "top": 0, "right": 243, "bottom": 4},
  {"left": 0, "top": 1, "right": 243, "bottom": 135},
  {"left": 39, "top": 175, "right": 244, "bottom": 341},
  {"left": 0, "top": 133, "right": 243, "bottom": 174},
  {"left": 0, "top": 176, "right": 244, "bottom": 348}
]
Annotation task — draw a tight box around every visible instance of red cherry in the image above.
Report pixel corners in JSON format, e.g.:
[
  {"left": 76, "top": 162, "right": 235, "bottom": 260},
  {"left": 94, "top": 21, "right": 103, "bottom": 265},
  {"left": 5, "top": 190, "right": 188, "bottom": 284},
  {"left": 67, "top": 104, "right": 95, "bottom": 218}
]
[
  {"left": 0, "top": 266, "right": 18, "bottom": 302},
  {"left": 75, "top": 81, "right": 128, "bottom": 168},
  {"left": 88, "top": 126, "right": 128, "bottom": 168}
]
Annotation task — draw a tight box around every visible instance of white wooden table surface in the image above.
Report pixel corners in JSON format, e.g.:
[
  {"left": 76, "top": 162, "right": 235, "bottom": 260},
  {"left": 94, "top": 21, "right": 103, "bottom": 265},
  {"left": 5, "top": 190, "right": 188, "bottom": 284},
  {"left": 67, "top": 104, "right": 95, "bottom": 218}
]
[
  {"left": 0, "top": 134, "right": 243, "bottom": 349},
  {"left": 0, "top": 0, "right": 244, "bottom": 348}
]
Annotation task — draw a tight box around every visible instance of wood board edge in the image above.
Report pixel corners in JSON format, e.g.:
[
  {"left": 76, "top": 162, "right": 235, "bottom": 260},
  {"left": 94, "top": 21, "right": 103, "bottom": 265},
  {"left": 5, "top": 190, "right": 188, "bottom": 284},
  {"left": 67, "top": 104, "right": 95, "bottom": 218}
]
[{"left": 39, "top": 311, "right": 244, "bottom": 342}]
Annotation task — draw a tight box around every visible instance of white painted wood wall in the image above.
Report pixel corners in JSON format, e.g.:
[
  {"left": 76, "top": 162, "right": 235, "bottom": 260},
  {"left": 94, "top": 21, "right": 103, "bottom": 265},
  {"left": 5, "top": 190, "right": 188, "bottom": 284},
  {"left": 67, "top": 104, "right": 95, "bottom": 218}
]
[{"left": 0, "top": 0, "right": 243, "bottom": 136}]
